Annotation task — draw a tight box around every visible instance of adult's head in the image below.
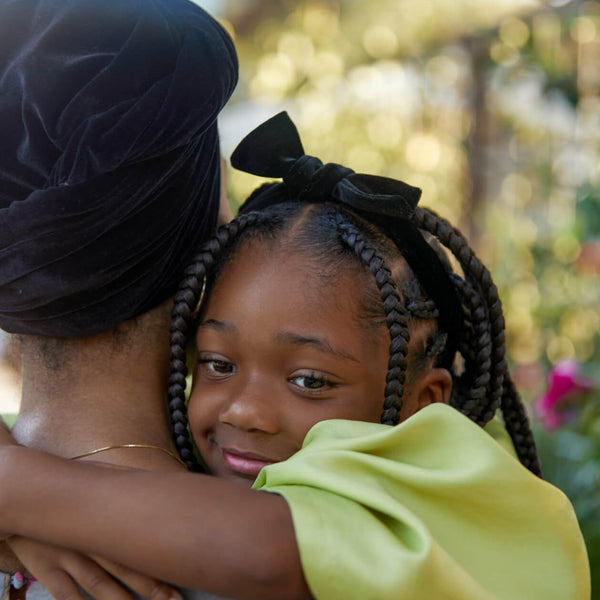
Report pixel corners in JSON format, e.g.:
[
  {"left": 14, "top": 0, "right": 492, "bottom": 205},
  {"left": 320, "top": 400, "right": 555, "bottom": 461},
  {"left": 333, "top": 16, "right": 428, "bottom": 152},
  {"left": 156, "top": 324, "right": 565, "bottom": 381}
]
[{"left": 0, "top": 0, "right": 238, "bottom": 338}]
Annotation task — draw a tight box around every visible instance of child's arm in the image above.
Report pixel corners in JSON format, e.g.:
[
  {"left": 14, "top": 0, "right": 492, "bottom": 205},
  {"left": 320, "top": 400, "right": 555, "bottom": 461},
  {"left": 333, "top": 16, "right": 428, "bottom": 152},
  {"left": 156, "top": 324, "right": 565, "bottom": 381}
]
[{"left": 0, "top": 443, "right": 309, "bottom": 600}]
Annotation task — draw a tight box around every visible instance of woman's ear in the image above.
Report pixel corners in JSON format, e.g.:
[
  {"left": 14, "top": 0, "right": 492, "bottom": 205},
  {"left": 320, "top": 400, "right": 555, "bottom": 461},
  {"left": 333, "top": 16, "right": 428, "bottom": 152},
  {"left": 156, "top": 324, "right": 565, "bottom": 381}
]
[{"left": 404, "top": 367, "right": 452, "bottom": 418}]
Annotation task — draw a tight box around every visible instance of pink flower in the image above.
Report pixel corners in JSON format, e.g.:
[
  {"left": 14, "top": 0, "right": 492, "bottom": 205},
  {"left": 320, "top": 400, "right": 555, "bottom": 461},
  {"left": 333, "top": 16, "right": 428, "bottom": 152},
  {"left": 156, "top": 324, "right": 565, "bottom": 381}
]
[{"left": 535, "top": 360, "right": 594, "bottom": 430}]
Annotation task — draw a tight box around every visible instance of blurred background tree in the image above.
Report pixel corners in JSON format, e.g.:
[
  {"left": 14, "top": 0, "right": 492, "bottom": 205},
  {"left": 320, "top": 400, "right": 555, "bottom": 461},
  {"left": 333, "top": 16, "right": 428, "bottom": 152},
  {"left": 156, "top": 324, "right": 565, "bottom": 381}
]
[{"left": 214, "top": 0, "right": 600, "bottom": 591}]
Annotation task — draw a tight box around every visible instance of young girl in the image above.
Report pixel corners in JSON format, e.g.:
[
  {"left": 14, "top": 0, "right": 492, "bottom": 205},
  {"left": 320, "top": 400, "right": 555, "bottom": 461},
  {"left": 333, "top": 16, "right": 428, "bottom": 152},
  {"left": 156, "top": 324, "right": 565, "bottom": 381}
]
[{"left": 0, "top": 114, "right": 590, "bottom": 600}]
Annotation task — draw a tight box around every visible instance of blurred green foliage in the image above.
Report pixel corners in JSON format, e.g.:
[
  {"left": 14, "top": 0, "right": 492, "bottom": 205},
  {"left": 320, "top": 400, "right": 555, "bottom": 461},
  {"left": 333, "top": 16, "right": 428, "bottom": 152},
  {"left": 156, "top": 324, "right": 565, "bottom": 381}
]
[
  {"left": 221, "top": 0, "right": 600, "bottom": 371},
  {"left": 220, "top": 0, "right": 600, "bottom": 592},
  {"left": 535, "top": 375, "right": 600, "bottom": 597}
]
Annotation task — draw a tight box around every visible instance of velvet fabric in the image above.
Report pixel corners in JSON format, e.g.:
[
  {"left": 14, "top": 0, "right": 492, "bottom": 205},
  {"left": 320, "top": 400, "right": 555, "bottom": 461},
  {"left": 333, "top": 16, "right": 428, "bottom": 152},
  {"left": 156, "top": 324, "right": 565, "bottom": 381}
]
[{"left": 0, "top": 0, "right": 238, "bottom": 337}]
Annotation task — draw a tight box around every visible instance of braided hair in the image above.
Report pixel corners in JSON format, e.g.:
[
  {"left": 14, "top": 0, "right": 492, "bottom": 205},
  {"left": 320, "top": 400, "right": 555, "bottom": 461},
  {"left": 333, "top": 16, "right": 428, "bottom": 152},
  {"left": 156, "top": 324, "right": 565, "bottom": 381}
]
[
  {"left": 414, "top": 207, "right": 540, "bottom": 474},
  {"left": 168, "top": 198, "right": 541, "bottom": 476}
]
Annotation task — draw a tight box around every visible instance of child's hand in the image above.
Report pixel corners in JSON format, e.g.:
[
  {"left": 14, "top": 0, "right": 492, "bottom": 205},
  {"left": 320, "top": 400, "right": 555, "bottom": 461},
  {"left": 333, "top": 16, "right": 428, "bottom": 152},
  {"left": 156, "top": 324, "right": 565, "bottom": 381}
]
[{"left": 7, "top": 536, "right": 183, "bottom": 600}]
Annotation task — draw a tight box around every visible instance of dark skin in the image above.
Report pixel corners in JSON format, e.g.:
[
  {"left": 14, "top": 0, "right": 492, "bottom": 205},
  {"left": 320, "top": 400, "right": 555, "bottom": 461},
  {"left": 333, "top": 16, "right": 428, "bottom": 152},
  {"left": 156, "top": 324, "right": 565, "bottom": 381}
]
[
  {"left": 189, "top": 241, "right": 450, "bottom": 488},
  {"left": 0, "top": 242, "right": 451, "bottom": 600},
  {"left": 0, "top": 306, "right": 191, "bottom": 600},
  {"left": 0, "top": 158, "right": 239, "bottom": 599},
  {"left": 0, "top": 439, "right": 308, "bottom": 600}
]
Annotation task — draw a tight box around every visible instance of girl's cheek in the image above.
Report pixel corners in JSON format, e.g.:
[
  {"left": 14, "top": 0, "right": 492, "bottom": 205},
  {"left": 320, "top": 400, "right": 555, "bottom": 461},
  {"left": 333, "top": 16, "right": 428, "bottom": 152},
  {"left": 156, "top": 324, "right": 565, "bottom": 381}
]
[
  {"left": 188, "top": 384, "right": 224, "bottom": 438},
  {"left": 187, "top": 392, "right": 207, "bottom": 436}
]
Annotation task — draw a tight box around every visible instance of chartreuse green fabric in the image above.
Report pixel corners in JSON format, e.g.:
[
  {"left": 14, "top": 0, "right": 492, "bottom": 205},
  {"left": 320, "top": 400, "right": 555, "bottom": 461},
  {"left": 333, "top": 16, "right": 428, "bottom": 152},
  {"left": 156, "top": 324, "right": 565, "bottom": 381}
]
[
  {"left": 254, "top": 403, "right": 590, "bottom": 600},
  {"left": 0, "top": 414, "right": 16, "bottom": 428}
]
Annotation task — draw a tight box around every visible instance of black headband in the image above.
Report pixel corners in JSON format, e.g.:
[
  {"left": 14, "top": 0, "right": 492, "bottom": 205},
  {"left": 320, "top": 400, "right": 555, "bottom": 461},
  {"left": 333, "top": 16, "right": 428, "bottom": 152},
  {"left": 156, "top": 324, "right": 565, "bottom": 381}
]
[
  {"left": 0, "top": 0, "right": 238, "bottom": 338},
  {"left": 231, "top": 112, "right": 462, "bottom": 365}
]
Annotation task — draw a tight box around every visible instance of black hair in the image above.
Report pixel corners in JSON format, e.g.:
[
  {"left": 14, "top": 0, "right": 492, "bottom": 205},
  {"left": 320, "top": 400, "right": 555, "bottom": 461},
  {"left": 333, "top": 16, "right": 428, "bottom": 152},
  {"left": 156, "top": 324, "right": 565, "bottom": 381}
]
[{"left": 168, "top": 197, "right": 541, "bottom": 476}]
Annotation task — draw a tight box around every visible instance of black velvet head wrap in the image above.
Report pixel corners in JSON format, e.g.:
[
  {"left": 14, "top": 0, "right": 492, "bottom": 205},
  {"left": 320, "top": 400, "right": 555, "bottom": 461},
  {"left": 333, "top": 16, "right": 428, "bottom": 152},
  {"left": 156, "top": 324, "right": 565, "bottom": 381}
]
[{"left": 0, "top": 0, "right": 238, "bottom": 337}]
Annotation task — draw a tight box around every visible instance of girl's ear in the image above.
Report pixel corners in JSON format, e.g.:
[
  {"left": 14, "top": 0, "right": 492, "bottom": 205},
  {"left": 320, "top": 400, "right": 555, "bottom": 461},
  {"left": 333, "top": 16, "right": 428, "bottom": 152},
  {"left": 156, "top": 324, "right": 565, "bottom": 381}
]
[{"left": 410, "top": 367, "right": 452, "bottom": 415}]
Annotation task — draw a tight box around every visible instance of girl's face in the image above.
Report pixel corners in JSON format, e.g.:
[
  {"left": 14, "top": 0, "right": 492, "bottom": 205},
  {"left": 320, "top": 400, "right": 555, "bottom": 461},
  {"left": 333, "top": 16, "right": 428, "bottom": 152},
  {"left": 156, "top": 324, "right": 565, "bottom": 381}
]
[{"left": 188, "top": 241, "right": 392, "bottom": 487}]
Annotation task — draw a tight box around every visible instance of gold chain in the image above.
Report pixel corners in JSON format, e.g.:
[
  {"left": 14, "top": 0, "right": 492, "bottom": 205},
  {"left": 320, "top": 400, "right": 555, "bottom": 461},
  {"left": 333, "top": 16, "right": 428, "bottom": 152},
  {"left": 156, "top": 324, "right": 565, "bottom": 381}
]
[{"left": 69, "top": 443, "right": 186, "bottom": 467}]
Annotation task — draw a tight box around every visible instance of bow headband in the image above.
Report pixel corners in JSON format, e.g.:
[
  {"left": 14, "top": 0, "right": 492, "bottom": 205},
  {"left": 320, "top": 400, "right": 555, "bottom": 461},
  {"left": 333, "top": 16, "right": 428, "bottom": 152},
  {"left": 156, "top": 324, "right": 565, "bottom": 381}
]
[{"left": 231, "top": 112, "right": 462, "bottom": 365}]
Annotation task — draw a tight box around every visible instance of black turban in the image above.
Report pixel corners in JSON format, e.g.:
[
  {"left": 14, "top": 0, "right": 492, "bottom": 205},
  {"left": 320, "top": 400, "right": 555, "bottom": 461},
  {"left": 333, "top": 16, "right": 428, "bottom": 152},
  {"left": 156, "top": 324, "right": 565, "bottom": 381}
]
[{"left": 0, "top": 0, "right": 238, "bottom": 337}]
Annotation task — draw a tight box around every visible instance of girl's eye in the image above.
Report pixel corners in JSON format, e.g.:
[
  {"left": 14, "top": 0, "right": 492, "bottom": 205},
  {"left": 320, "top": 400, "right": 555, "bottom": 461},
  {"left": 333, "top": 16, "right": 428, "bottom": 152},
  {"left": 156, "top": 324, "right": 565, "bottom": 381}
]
[
  {"left": 196, "top": 356, "right": 236, "bottom": 378},
  {"left": 290, "top": 372, "right": 333, "bottom": 392}
]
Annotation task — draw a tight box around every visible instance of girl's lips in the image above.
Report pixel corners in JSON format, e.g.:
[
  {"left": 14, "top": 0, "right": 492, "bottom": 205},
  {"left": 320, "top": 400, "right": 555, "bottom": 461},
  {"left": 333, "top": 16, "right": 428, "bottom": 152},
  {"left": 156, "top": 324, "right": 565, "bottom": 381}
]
[{"left": 221, "top": 448, "right": 275, "bottom": 477}]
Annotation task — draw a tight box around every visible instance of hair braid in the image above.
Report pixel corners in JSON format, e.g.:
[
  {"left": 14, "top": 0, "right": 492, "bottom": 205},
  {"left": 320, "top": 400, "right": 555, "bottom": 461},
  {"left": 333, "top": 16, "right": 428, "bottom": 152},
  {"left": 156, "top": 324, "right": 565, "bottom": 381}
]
[
  {"left": 168, "top": 212, "right": 264, "bottom": 470},
  {"left": 404, "top": 297, "right": 438, "bottom": 320},
  {"left": 449, "top": 275, "right": 493, "bottom": 422},
  {"left": 335, "top": 215, "right": 410, "bottom": 425},
  {"left": 414, "top": 207, "right": 504, "bottom": 422},
  {"left": 501, "top": 375, "right": 542, "bottom": 476},
  {"left": 413, "top": 207, "right": 541, "bottom": 475}
]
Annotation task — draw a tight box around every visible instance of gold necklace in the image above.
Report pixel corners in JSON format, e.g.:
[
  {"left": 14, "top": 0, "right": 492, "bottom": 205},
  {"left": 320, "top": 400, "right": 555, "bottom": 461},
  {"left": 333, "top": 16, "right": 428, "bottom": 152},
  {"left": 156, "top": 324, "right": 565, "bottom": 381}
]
[{"left": 70, "top": 444, "right": 186, "bottom": 467}]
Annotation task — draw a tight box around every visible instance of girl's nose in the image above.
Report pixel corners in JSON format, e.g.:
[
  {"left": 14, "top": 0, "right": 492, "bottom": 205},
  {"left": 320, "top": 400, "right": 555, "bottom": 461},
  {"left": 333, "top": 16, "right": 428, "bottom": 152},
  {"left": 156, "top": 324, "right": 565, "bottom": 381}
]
[{"left": 219, "top": 376, "right": 279, "bottom": 434}]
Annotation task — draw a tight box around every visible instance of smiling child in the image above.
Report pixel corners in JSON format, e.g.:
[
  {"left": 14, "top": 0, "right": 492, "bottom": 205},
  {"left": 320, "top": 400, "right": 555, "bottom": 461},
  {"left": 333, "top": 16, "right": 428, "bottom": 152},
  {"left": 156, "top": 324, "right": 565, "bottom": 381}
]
[{"left": 0, "top": 113, "right": 590, "bottom": 600}]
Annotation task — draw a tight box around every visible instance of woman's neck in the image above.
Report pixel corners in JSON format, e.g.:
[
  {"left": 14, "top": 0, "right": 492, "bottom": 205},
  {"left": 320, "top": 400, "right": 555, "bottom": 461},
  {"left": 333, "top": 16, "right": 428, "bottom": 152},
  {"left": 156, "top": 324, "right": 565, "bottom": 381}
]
[
  {"left": 12, "top": 311, "right": 183, "bottom": 471},
  {"left": 15, "top": 376, "right": 175, "bottom": 462}
]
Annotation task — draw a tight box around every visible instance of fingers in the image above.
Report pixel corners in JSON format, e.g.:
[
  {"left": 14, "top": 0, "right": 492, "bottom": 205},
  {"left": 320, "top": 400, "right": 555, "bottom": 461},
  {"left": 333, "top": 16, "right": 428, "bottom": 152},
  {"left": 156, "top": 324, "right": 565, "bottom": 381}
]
[
  {"left": 7, "top": 537, "right": 141, "bottom": 600},
  {"left": 61, "top": 554, "right": 141, "bottom": 600},
  {"left": 94, "top": 557, "right": 183, "bottom": 600},
  {"left": 29, "top": 568, "right": 87, "bottom": 600},
  {"left": 7, "top": 537, "right": 86, "bottom": 600}
]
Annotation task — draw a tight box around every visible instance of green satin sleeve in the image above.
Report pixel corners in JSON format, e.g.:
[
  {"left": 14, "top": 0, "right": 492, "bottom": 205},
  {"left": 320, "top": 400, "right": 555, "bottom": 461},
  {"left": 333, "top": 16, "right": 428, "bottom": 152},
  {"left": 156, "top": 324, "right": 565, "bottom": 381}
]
[{"left": 253, "top": 404, "right": 590, "bottom": 600}]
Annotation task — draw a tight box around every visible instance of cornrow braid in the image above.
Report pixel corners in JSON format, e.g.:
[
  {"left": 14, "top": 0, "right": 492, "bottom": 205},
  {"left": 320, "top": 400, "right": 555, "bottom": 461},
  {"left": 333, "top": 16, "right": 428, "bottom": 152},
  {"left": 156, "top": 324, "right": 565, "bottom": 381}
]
[
  {"left": 413, "top": 207, "right": 541, "bottom": 476},
  {"left": 167, "top": 212, "right": 265, "bottom": 471},
  {"left": 335, "top": 214, "right": 410, "bottom": 425}
]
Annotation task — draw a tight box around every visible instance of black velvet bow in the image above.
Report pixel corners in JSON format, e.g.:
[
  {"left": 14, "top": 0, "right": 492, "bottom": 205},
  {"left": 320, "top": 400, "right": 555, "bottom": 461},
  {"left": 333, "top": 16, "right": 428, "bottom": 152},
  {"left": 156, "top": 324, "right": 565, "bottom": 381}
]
[
  {"left": 232, "top": 112, "right": 421, "bottom": 219},
  {"left": 231, "top": 112, "right": 462, "bottom": 367}
]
